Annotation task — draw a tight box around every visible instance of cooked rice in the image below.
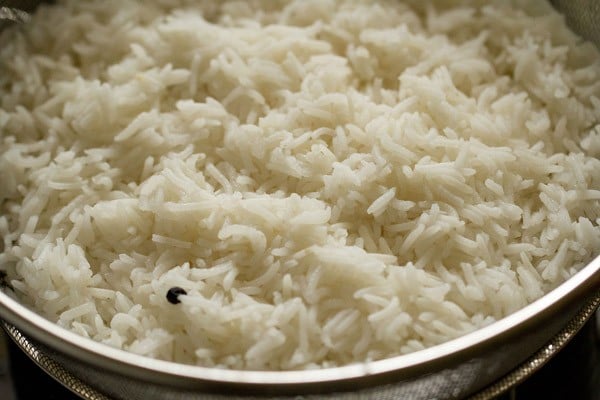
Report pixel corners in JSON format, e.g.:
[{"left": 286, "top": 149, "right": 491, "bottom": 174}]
[{"left": 0, "top": 0, "right": 599, "bottom": 370}]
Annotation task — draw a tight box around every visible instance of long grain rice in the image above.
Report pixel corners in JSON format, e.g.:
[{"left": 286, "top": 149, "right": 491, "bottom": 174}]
[{"left": 0, "top": 0, "right": 599, "bottom": 370}]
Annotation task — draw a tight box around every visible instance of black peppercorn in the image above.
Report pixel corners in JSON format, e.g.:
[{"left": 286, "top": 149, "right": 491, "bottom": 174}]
[{"left": 166, "top": 287, "right": 187, "bottom": 304}]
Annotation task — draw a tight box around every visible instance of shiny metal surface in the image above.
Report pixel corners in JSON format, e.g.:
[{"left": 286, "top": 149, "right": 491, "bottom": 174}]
[
  {"left": 0, "top": 258, "right": 597, "bottom": 399},
  {"left": 470, "top": 290, "right": 600, "bottom": 400},
  {"left": 2, "top": 289, "right": 599, "bottom": 400},
  {"left": 0, "top": 0, "right": 599, "bottom": 399}
]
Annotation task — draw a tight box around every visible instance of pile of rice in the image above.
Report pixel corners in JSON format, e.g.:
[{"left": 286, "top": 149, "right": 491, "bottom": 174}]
[{"left": 0, "top": 0, "right": 599, "bottom": 370}]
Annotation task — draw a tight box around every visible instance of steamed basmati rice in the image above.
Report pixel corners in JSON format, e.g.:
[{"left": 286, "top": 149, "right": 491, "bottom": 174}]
[{"left": 0, "top": 0, "right": 599, "bottom": 370}]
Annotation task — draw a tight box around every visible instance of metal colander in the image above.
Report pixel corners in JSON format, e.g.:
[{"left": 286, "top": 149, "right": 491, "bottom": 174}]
[
  {"left": 0, "top": 1, "right": 600, "bottom": 400},
  {"left": 0, "top": 263, "right": 596, "bottom": 400},
  {"left": 3, "top": 293, "right": 599, "bottom": 400}
]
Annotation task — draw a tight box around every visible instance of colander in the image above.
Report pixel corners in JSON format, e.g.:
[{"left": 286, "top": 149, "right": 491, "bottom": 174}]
[{"left": 0, "top": 1, "right": 599, "bottom": 399}]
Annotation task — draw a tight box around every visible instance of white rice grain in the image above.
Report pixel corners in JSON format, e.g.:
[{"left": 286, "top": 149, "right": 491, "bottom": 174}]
[{"left": 0, "top": 0, "right": 599, "bottom": 371}]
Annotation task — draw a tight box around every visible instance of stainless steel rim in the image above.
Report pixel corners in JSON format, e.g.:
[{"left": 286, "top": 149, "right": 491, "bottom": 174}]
[
  {"left": 0, "top": 255, "right": 598, "bottom": 391},
  {"left": 468, "top": 289, "right": 600, "bottom": 400},
  {"left": 3, "top": 289, "right": 599, "bottom": 400}
]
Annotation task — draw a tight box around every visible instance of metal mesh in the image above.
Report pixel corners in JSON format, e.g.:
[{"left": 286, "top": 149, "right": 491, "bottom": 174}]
[
  {"left": 3, "top": 324, "right": 111, "bottom": 400},
  {"left": 2, "top": 324, "right": 484, "bottom": 400},
  {"left": 4, "top": 291, "right": 599, "bottom": 400},
  {"left": 550, "top": 0, "right": 600, "bottom": 45},
  {"left": 469, "top": 290, "right": 600, "bottom": 400}
]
